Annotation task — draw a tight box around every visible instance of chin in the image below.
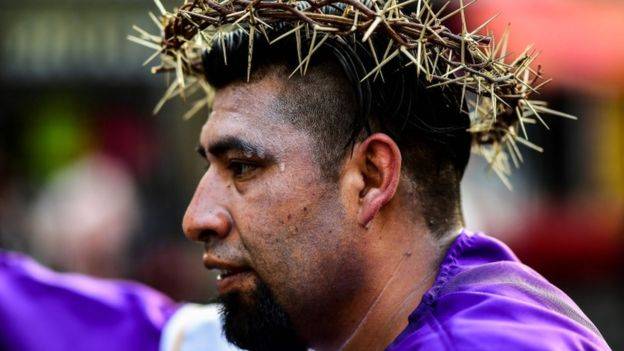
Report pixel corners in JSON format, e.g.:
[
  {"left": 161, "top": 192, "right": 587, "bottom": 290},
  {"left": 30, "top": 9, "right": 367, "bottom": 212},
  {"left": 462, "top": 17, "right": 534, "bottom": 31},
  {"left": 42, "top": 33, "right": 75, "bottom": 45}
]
[{"left": 217, "top": 279, "right": 308, "bottom": 351}]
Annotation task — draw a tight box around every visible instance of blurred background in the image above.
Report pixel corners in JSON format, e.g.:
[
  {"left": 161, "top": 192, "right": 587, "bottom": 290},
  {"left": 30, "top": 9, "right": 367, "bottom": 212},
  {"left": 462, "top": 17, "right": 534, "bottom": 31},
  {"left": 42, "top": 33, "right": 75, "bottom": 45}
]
[{"left": 0, "top": 0, "right": 622, "bottom": 348}]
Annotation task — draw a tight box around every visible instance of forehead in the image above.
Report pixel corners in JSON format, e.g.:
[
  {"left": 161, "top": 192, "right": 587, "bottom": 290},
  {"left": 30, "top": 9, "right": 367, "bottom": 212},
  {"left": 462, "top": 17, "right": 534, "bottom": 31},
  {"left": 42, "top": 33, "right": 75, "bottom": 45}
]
[{"left": 199, "top": 75, "right": 310, "bottom": 154}]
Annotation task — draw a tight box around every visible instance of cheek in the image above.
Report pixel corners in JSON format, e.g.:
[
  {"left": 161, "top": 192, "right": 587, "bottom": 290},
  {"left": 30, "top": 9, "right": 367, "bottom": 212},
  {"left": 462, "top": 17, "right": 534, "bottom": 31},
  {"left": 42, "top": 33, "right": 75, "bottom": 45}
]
[
  {"left": 238, "top": 178, "right": 359, "bottom": 303},
  {"left": 237, "top": 176, "right": 327, "bottom": 272},
  {"left": 234, "top": 162, "right": 323, "bottom": 247}
]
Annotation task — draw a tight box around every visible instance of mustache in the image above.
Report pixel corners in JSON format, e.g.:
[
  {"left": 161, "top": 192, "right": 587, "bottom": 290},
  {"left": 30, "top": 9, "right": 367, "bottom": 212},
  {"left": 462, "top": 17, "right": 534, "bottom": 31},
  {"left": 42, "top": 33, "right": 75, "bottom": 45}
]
[{"left": 203, "top": 241, "right": 251, "bottom": 268}]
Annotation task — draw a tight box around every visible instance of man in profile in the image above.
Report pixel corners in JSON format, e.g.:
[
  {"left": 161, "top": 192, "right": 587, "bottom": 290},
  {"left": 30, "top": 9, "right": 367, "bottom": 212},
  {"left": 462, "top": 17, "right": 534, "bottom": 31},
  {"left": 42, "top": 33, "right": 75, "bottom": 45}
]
[{"left": 151, "top": 1, "right": 614, "bottom": 350}]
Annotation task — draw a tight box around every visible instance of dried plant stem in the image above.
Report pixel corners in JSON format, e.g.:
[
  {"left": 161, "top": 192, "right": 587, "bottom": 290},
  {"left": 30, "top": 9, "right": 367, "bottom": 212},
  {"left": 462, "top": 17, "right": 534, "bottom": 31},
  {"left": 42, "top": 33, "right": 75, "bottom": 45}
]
[{"left": 132, "top": 0, "right": 578, "bottom": 187}]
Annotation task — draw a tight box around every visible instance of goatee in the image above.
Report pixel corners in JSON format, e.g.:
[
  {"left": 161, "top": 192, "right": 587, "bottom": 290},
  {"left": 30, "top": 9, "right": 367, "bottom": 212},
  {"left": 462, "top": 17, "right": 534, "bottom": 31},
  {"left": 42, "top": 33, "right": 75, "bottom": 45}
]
[{"left": 217, "top": 279, "right": 308, "bottom": 351}]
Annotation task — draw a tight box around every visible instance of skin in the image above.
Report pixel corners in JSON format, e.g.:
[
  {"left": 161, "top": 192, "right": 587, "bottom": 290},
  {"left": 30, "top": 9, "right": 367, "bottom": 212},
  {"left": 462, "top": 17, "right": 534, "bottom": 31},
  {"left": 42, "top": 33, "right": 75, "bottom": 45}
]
[{"left": 183, "top": 71, "right": 458, "bottom": 350}]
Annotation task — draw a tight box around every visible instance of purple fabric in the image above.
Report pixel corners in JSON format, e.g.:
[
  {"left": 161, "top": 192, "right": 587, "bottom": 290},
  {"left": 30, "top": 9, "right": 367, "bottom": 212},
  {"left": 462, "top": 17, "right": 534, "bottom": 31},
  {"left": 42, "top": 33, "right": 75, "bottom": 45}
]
[
  {"left": 0, "top": 251, "right": 179, "bottom": 351},
  {"left": 387, "top": 231, "right": 611, "bottom": 351}
]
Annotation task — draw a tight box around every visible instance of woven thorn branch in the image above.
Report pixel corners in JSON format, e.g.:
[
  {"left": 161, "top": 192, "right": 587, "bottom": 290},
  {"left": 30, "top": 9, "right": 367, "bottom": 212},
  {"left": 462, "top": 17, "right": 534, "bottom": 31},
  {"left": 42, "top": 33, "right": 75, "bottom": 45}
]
[{"left": 128, "top": 0, "right": 578, "bottom": 190}]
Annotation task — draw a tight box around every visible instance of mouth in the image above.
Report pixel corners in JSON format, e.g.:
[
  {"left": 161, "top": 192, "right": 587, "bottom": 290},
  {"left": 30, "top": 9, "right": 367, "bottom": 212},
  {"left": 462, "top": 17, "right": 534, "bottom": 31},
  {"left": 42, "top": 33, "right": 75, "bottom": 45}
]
[
  {"left": 215, "top": 269, "right": 255, "bottom": 294},
  {"left": 203, "top": 256, "right": 255, "bottom": 295},
  {"left": 215, "top": 267, "right": 251, "bottom": 280}
]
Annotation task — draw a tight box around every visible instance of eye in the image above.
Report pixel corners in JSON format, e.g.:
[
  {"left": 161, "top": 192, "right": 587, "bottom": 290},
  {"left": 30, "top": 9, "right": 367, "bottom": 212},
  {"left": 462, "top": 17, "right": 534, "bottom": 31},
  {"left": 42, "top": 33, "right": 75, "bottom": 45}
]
[{"left": 229, "top": 160, "right": 258, "bottom": 178}]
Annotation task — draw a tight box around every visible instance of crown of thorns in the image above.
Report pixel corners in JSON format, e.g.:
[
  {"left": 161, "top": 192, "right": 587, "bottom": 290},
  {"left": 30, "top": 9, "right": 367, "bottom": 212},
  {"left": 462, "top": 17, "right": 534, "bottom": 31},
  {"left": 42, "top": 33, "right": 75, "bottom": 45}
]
[{"left": 130, "top": 0, "right": 577, "bottom": 189}]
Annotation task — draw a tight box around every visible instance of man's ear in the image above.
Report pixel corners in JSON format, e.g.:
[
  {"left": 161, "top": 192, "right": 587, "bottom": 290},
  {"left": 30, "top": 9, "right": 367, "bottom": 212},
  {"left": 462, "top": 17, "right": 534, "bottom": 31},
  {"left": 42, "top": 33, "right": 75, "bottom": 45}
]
[{"left": 346, "top": 133, "right": 402, "bottom": 228}]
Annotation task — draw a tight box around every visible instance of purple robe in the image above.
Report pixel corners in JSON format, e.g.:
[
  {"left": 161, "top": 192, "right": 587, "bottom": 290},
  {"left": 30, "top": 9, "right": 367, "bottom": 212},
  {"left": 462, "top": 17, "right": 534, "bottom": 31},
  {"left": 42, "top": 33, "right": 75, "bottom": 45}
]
[
  {"left": 387, "top": 230, "right": 611, "bottom": 350},
  {"left": 0, "top": 251, "right": 178, "bottom": 351},
  {"left": 0, "top": 230, "right": 612, "bottom": 350}
]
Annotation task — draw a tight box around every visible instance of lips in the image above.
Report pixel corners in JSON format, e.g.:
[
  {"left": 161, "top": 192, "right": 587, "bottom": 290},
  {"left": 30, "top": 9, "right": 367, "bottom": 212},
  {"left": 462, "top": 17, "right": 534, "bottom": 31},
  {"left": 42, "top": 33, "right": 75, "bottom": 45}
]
[
  {"left": 216, "top": 267, "right": 249, "bottom": 280},
  {"left": 203, "top": 255, "right": 254, "bottom": 294}
]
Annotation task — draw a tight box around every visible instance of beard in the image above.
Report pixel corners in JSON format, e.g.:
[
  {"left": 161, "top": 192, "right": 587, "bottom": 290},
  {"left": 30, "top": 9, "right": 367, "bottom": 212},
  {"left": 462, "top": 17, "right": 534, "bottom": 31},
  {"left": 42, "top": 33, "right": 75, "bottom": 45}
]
[{"left": 216, "top": 279, "right": 308, "bottom": 351}]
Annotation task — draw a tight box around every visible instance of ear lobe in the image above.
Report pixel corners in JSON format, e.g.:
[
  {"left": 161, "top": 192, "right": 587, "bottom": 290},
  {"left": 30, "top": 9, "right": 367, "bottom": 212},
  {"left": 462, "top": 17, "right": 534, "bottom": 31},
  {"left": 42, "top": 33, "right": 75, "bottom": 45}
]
[{"left": 356, "top": 133, "right": 402, "bottom": 228}]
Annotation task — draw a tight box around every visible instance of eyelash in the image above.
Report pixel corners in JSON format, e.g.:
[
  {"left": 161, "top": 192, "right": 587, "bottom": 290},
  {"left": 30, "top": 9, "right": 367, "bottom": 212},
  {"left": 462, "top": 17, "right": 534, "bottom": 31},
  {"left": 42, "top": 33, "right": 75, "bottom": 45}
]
[
  {"left": 200, "top": 158, "right": 260, "bottom": 179},
  {"left": 228, "top": 160, "right": 259, "bottom": 178}
]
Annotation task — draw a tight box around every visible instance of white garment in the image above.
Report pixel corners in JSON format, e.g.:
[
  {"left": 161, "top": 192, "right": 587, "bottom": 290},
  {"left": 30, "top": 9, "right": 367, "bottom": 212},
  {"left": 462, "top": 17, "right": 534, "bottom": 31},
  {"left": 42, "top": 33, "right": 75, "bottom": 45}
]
[{"left": 161, "top": 304, "right": 241, "bottom": 351}]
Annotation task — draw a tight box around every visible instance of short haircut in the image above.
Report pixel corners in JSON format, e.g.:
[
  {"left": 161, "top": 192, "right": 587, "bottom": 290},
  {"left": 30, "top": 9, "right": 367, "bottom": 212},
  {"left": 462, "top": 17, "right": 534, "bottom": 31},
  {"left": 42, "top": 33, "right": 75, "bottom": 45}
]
[{"left": 202, "top": 31, "right": 470, "bottom": 238}]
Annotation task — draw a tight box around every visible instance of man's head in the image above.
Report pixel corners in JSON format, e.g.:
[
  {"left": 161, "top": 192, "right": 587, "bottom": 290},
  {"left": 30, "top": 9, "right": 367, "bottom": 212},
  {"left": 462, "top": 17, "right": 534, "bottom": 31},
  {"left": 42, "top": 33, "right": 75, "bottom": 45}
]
[{"left": 182, "top": 34, "right": 470, "bottom": 350}]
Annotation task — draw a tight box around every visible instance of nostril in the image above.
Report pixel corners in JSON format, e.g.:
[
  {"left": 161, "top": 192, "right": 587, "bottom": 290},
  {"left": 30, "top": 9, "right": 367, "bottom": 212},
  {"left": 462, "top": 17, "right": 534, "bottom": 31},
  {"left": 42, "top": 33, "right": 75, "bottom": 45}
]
[{"left": 197, "top": 229, "right": 218, "bottom": 243}]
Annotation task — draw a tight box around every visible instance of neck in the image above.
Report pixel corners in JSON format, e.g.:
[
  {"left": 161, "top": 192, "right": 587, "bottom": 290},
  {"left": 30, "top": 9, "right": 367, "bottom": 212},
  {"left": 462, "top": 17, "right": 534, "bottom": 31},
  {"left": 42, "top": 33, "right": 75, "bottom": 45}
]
[{"left": 309, "top": 219, "right": 447, "bottom": 351}]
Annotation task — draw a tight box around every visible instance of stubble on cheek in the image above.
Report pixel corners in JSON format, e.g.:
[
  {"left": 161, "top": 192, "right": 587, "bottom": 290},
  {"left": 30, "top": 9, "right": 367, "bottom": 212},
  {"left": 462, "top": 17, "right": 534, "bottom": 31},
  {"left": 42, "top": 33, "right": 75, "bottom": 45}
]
[{"left": 243, "top": 182, "right": 365, "bottom": 325}]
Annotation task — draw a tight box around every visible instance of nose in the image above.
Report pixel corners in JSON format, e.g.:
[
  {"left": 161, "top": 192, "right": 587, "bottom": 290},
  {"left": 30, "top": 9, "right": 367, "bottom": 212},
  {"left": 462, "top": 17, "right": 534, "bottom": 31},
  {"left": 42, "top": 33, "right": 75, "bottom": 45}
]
[{"left": 182, "top": 179, "right": 233, "bottom": 242}]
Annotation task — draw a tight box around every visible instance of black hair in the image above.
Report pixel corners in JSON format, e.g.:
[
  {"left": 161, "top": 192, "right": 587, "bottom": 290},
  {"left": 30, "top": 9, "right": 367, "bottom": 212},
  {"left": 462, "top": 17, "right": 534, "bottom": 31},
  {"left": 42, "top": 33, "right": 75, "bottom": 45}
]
[{"left": 202, "top": 28, "right": 470, "bottom": 238}]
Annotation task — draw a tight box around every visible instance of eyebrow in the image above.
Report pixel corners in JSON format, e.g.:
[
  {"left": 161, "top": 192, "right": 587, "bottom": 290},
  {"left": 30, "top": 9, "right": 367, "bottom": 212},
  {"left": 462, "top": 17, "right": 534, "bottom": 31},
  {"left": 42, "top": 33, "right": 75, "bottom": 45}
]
[{"left": 198, "top": 136, "right": 270, "bottom": 160}]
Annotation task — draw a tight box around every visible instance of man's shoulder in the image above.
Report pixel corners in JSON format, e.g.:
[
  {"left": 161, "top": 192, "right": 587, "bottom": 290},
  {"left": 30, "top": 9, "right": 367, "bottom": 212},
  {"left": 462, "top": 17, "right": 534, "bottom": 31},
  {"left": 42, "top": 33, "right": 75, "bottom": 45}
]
[
  {"left": 387, "top": 232, "right": 611, "bottom": 351},
  {"left": 434, "top": 233, "right": 599, "bottom": 333},
  {"left": 428, "top": 262, "right": 609, "bottom": 350},
  {"left": 389, "top": 306, "right": 610, "bottom": 351}
]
